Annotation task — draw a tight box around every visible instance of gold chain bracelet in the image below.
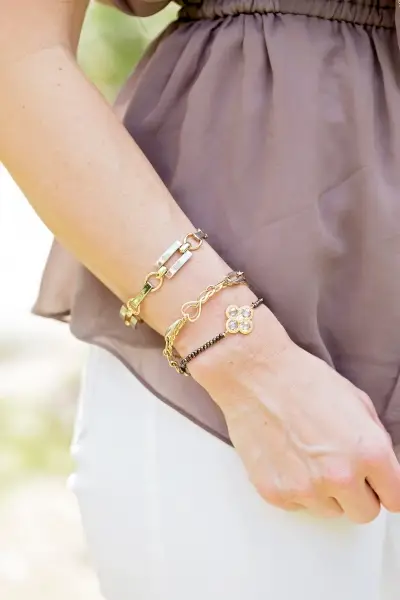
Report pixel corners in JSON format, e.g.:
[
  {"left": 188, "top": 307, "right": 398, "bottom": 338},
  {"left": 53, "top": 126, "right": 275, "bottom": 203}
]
[
  {"left": 120, "top": 229, "right": 207, "bottom": 329},
  {"left": 163, "top": 271, "right": 247, "bottom": 373},
  {"left": 178, "top": 298, "right": 263, "bottom": 375}
]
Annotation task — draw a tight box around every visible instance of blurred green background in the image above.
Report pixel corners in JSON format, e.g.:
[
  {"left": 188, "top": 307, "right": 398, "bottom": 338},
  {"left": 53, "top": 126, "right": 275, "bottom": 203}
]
[
  {"left": 80, "top": 1, "right": 176, "bottom": 101},
  {"left": 0, "top": 3, "right": 174, "bottom": 599}
]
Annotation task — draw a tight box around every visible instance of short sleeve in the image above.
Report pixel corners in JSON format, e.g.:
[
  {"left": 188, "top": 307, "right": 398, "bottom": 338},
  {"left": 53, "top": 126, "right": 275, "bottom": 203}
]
[{"left": 110, "top": 0, "right": 170, "bottom": 16}]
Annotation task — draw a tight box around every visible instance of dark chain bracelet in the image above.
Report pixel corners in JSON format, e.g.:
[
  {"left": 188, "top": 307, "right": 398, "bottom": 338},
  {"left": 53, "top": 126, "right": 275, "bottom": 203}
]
[{"left": 179, "top": 297, "right": 263, "bottom": 376}]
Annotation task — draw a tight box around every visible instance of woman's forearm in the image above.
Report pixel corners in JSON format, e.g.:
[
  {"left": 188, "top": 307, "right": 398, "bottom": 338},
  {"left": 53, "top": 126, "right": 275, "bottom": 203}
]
[
  {"left": 3, "top": 3, "right": 398, "bottom": 525},
  {"left": 0, "top": 31, "right": 285, "bottom": 372}
]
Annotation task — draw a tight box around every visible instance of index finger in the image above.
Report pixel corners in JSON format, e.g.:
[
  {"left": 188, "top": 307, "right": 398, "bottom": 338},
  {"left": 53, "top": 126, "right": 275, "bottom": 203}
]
[{"left": 365, "top": 446, "right": 400, "bottom": 513}]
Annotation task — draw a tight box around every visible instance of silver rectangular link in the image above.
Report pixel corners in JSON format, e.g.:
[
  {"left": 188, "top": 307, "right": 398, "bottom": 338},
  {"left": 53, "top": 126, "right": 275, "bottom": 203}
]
[
  {"left": 165, "top": 250, "right": 192, "bottom": 279},
  {"left": 178, "top": 242, "right": 191, "bottom": 254},
  {"left": 156, "top": 240, "right": 182, "bottom": 268}
]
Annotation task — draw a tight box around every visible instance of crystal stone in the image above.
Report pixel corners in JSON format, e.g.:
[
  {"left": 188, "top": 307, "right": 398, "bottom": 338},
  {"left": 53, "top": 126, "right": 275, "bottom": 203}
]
[
  {"left": 228, "top": 320, "right": 239, "bottom": 330},
  {"left": 241, "top": 307, "right": 252, "bottom": 318},
  {"left": 228, "top": 306, "right": 238, "bottom": 317}
]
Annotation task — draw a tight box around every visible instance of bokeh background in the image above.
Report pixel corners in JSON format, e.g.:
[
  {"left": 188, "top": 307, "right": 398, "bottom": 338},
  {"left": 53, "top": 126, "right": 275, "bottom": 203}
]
[{"left": 0, "top": 2, "right": 175, "bottom": 598}]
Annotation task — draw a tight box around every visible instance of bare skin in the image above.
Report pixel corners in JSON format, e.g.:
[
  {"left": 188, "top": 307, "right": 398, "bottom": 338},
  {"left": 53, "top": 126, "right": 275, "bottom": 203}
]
[{"left": 1, "top": 0, "right": 400, "bottom": 523}]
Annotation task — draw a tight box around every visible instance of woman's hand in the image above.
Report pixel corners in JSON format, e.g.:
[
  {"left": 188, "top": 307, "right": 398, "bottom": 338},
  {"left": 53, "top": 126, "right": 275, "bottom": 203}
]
[{"left": 195, "top": 331, "right": 400, "bottom": 523}]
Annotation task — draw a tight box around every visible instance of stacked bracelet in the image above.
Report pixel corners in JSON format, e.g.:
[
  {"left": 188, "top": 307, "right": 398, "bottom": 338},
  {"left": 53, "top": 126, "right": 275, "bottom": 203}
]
[
  {"left": 163, "top": 271, "right": 261, "bottom": 375},
  {"left": 178, "top": 298, "right": 263, "bottom": 375},
  {"left": 120, "top": 229, "right": 207, "bottom": 329}
]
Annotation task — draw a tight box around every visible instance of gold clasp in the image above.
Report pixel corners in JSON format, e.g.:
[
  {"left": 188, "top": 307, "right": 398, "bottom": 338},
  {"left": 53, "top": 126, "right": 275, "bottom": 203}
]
[{"left": 184, "top": 229, "right": 208, "bottom": 251}]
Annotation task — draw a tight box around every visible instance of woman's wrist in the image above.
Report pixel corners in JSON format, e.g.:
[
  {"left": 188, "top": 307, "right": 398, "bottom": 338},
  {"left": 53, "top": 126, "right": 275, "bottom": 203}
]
[
  {"left": 172, "top": 283, "right": 257, "bottom": 355},
  {"left": 174, "top": 287, "right": 291, "bottom": 393}
]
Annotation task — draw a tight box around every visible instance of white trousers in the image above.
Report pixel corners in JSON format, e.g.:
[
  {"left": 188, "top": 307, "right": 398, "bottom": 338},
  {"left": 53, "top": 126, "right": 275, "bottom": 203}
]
[{"left": 70, "top": 347, "right": 400, "bottom": 600}]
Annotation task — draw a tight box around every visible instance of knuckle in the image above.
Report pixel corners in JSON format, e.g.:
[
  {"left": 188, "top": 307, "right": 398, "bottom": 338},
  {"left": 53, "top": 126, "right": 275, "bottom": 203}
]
[
  {"left": 294, "top": 484, "right": 315, "bottom": 503},
  {"left": 322, "top": 465, "right": 357, "bottom": 490},
  {"left": 253, "top": 479, "right": 284, "bottom": 507},
  {"left": 332, "top": 473, "right": 356, "bottom": 489},
  {"left": 280, "top": 478, "right": 315, "bottom": 503},
  {"left": 262, "top": 487, "right": 285, "bottom": 507},
  {"left": 310, "top": 473, "right": 327, "bottom": 489},
  {"left": 358, "top": 438, "right": 391, "bottom": 468}
]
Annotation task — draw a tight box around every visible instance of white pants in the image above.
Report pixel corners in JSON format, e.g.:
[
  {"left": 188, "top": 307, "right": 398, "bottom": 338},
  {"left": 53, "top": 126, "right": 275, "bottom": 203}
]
[{"left": 70, "top": 347, "right": 400, "bottom": 600}]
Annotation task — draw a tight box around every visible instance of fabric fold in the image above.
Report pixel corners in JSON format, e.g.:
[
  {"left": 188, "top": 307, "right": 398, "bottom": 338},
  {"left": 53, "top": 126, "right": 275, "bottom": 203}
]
[{"left": 34, "top": 0, "right": 400, "bottom": 446}]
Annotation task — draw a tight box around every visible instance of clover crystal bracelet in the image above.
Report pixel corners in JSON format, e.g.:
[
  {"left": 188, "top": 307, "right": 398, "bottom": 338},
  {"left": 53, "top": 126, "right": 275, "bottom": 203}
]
[
  {"left": 178, "top": 298, "right": 263, "bottom": 375},
  {"left": 163, "top": 271, "right": 262, "bottom": 374}
]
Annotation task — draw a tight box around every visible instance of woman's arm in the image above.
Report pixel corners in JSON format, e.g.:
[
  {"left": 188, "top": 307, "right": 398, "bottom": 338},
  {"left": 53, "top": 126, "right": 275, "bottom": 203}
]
[
  {"left": 1, "top": 0, "right": 400, "bottom": 523},
  {"left": 0, "top": 0, "right": 281, "bottom": 354}
]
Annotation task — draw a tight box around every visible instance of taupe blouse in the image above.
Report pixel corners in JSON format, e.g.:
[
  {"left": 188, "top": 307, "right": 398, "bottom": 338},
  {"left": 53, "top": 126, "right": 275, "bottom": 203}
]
[{"left": 34, "top": 0, "right": 400, "bottom": 447}]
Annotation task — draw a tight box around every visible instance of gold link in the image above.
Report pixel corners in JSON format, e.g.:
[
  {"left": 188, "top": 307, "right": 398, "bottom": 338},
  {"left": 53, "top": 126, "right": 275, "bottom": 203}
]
[
  {"left": 120, "top": 305, "right": 140, "bottom": 328},
  {"left": 120, "top": 280, "right": 154, "bottom": 328},
  {"left": 164, "top": 316, "right": 189, "bottom": 373},
  {"left": 126, "top": 281, "right": 154, "bottom": 314},
  {"left": 120, "top": 229, "right": 207, "bottom": 330},
  {"left": 144, "top": 265, "right": 167, "bottom": 291},
  {"left": 184, "top": 229, "right": 207, "bottom": 251}
]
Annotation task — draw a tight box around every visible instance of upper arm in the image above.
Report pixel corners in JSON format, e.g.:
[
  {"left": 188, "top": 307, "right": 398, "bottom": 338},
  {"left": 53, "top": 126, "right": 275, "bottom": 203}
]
[{"left": 0, "top": 0, "right": 90, "bottom": 61}]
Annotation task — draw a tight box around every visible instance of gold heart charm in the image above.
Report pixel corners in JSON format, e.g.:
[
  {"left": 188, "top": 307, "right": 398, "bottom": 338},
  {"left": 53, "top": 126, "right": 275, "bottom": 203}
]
[{"left": 225, "top": 305, "right": 254, "bottom": 335}]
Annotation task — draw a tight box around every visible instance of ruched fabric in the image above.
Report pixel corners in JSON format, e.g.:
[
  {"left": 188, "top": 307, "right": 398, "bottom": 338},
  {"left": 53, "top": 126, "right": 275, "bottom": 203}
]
[
  {"left": 180, "top": 0, "right": 396, "bottom": 26},
  {"left": 34, "top": 0, "right": 400, "bottom": 447}
]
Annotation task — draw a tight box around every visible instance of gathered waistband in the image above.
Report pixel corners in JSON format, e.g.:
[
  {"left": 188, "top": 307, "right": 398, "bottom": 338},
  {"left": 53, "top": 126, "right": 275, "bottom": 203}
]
[{"left": 178, "top": 0, "right": 396, "bottom": 27}]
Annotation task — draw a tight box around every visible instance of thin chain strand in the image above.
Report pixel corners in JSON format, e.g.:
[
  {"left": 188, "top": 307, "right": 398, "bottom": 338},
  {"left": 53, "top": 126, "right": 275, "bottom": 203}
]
[
  {"left": 163, "top": 271, "right": 247, "bottom": 373},
  {"left": 179, "top": 297, "right": 263, "bottom": 375}
]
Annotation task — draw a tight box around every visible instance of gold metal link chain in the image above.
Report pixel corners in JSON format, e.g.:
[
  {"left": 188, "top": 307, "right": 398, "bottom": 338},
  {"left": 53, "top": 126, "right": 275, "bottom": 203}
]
[{"left": 120, "top": 229, "right": 207, "bottom": 328}]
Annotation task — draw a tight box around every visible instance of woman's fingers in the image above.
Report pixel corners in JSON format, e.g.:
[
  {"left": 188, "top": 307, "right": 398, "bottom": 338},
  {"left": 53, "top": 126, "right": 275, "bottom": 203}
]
[
  {"left": 336, "top": 480, "right": 381, "bottom": 524},
  {"left": 303, "top": 498, "right": 344, "bottom": 519},
  {"left": 365, "top": 446, "right": 400, "bottom": 513},
  {"left": 253, "top": 434, "right": 400, "bottom": 522},
  {"left": 324, "top": 431, "right": 400, "bottom": 521}
]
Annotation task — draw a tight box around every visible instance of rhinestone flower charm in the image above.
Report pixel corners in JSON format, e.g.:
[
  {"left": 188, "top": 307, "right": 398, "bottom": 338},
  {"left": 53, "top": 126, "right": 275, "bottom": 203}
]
[{"left": 225, "top": 305, "right": 254, "bottom": 335}]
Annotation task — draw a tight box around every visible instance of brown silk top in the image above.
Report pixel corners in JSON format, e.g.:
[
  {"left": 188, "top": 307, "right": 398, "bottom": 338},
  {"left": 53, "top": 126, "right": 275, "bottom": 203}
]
[{"left": 34, "top": 0, "right": 400, "bottom": 448}]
